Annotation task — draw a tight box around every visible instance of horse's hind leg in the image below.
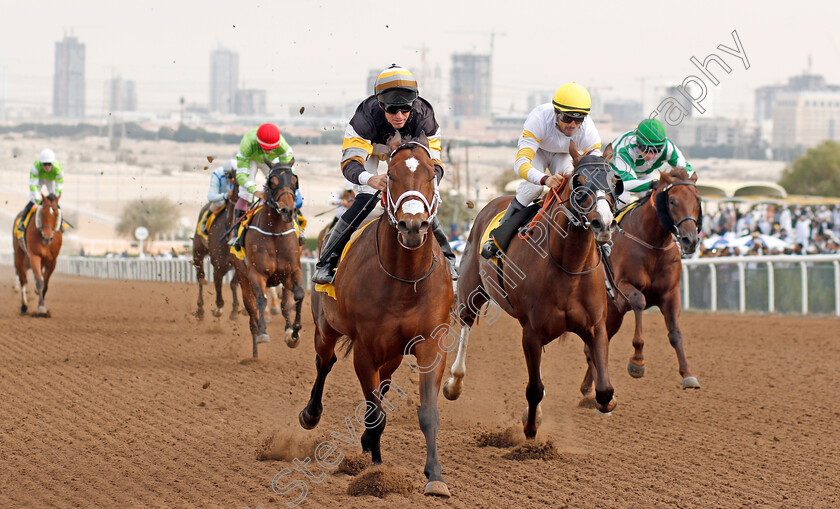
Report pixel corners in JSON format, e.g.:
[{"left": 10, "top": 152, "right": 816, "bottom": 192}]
[
  {"left": 582, "top": 304, "right": 623, "bottom": 398},
  {"left": 299, "top": 324, "right": 340, "bottom": 429},
  {"left": 414, "top": 339, "right": 450, "bottom": 497},
  {"left": 661, "top": 290, "right": 700, "bottom": 389},
  {"left": 443, "top": 280, "right": 492, "bottom": 400},
  {"left": 268, "top": 286, "right": 281, "bottom": 315},
  {"left": 30, "top": 255, "right": 47, "bottom": 316},
  {"left": 228, "top": 275, "right": 240, "bottom": 320},
  {"left": 211, "top": 264, "right": 225, "bottom": 318},
  {"left": 236, "top": 271, "right": 261, "bottom": 358},
  {"left": 625, "top": 288, "right": 647, "bottom": 379}
]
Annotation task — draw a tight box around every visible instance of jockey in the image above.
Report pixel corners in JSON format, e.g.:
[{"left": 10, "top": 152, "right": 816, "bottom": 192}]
[
  {"left": 18, "top": 149, "right": 64, "bottom": 232},
  {"left": 606, "top": 118, "right": 694, "bottom": 205},
  {"left": 327, "top": 181, "right": 355, "bottom": 229},
  {"left": 482, "top": 82, "right": 601, "bottom": 258},
  {"left": 201, "top": 158, "right": 237, "bottom": 235},
  {"left": 229, "top": 123, "right": 303, "bottom": 246},
  {"left": 312, "top": 64, "right": 458, "bottom": 284}
]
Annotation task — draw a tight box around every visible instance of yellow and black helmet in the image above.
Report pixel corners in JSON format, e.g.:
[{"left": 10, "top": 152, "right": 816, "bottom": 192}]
[
  {"left": 374, "top": 65, "right": 419, "bottom": 109},
  {"left": 552, "top": 82, "right": 591, "bottom": 118}
]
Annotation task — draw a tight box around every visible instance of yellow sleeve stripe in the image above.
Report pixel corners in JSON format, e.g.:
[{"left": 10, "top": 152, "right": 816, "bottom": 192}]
[
  {"left": 583, "top": 142, "right": 602, "bottom": 153},
  {"left": 517, "top": 162, "right": 535, "bottom": 180},
  {"left": 515, "top": 147, "right": 536, "bottom": 179},
  {"left": 428, "top": 138, "right": 442, "bottom": 151},
  {"left": 341, "top": 137, "right": 373, "bottom": 153},
  {"left": 516, "top": 147, "right": 535, "bottom": 162},
  {"left": 522, "top": 130, "right": 541, "bottom": 143}
]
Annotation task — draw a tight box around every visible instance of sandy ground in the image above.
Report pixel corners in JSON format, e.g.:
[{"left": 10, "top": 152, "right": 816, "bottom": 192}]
[{"left": 1, "top": 266, "right": 839, "bottom": 508}]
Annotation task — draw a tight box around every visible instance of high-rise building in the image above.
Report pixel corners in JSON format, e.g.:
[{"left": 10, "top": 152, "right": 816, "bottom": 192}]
[
  {"left": 234, "top": 89, "right": 267, "bottom": 116},
  {"left": 602, "top": 99, "right": 643, "bottom": 125},
  {"left": 0, "top": 66, "right": 7, "bottom": 122},
  {"left": 772, "top": 91, "right": 840, "bottom": 149},
  {"left": 123, "top": 80, "right": 137, "bottom": 111},
  {"left": 450, "top": 53, "right": 491, "bottom": 118},
  {"left": 53, "top": 35, "right": 86, "bottom": 118},
  {"left": 210, "top": 44, "right": 239, "bottom": 114},
  {"left": 527, "top": 90, "right": 554, "bottom": 112},
  {"left": 755, "top": 72, "right": 840, "bottom": 122},
  {"left": 109, "top": 77, "right": 138, "bottom": 112},
  {"left": 366, "top": 69, "right": 380, "bottom": 97}
]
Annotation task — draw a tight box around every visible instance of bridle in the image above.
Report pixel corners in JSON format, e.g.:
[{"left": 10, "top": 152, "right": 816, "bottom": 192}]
[
  {"left": 35, "top": 201, "right": 60, "bottom": 241},
  {"left": 384, "top": 142, "right": 441, "bottom": 241},
  {"left": 263, "top": 166, "right": 297, "bottom": 218},
  {"left": 654, "top": 180, "right": 702, "bottom": 250}
]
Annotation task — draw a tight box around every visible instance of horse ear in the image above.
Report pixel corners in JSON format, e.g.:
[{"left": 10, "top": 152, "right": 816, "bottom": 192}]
[
  {"left": 690, "top": 172, "right": 698, "bottom": 183},
  {"left": 388, "top": 132, "right": 403, "bottom": 151},
  {"left": 418, "top": 131, "right": 429, "bottom": 147}
]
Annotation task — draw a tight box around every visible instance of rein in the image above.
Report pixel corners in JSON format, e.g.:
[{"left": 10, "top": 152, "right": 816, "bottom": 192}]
[{"left": 374, "top": 218, "right": 438, "bottom": 291}]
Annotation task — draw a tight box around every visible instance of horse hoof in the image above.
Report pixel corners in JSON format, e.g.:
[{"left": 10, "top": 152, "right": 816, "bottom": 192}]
[
  {"left": 442, "top": 378, "right": 462, "bottom": 401},
  {"left": 195, "top": 309, "right": 204, "bottom": 320},
  {"left": 270, "top": 306, "right": 282, "bottom": 316},
  {"left": 521, "top": 405, "right": 543, "bottom": 427},
  {"left": 424, "top": 481, "right": 450, "bottom": 498},
  {"left": 596, "top": 396, "right": 617, "bottom": 415},
  {"left": 627, "top": 361, "right": 645, "bottom": 378},
  {"left": 256, "top": 334, "right": 271, "bottom": 344},
  {"left": 20, "top": 305, "right": 28, "bottom": 315},
  {"left": 211, "top": 308, "right": 223, "bottom": 318},
  {"left": 682, "top": 377, "right": 701, "bottom": 389},
  {"left": 299, "top": 409, "right": 320, "bottom": 430},
  {"left": 284, "top": 329, "right": 299, "bottom": 348}
]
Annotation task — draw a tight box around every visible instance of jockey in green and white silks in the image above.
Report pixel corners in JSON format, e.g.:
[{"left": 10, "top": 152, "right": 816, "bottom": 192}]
[
  {"left": 608, "top": 118, "right": 693, "bottom": 205},
  {"left": 18, "top": 149, "right": 64, "bottom": 231}
]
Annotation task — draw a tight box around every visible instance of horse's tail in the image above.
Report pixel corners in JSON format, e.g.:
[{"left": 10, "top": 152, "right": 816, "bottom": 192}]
[{"left": 337, "top": 335, "right": 354, "bottom": 359}]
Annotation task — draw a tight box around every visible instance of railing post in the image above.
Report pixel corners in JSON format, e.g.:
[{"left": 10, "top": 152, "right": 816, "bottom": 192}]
[
  {"left": 767, "top": 261, "right": 775, "bottom": 313},
  {"left": 710, "top": 264, "right": 717, "bottom": 312},
  {"left": 738, "top": 262, "right": 746, "bottom": 313},
  {"left": 834, "top": 260, "right": 840, "bottom": 317},
  {"left": 800, "top": 261, "right": 808, "bottom": 315},
  {"left": 682, "top": 265, "right": 690, "bottom": 310}
]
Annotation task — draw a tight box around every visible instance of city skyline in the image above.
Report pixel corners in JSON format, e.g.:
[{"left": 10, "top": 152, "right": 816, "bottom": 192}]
[{"left": 2, "top": 1, "right": 840, "bottom": 120}]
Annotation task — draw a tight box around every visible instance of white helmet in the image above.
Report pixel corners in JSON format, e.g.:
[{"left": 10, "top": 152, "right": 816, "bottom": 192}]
[
  {"left": 223, "top": 158, "right": 237, "bottom": 175},
  {"left": 39, "top": 149, "right": 56, "bottom": 164},
  {"left": 344, "top": 180, "right": 354, "bottom": 191}
]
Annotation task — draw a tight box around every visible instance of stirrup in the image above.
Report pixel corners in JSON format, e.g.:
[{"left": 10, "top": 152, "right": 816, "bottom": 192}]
[
  {"left": 480, "top": 239, "right": 500, "bottom": 260},
  {"left": 312, "top": 264, "right": 335, "bottom": 285},
  {"left": 445, "top": 256, "right": 459, "bottom": 281}
]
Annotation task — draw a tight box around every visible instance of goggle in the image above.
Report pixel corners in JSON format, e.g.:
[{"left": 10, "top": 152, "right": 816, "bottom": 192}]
[
  {"left": 42, "top": 162, "right": 53, "bottom": 166},
  {"left": 381, "top": 103, "right": 412, "bottom": 114},
  {"left": 556, "top": 111, "right": 586, "bottom": 125},
  {"left": 638, "top": 144, "right": 662, "bottom": 155}
]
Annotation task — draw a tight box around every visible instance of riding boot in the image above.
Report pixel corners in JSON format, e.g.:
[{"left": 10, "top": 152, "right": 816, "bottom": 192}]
[
  {"left": 228, "top": 209, "right": 245, "bottom": 246},
  {"left": 481, "top": 198, "right": 525, "bottom": 259},
  {"left": 312, "top": 218, "right": 355, "bottom": 284},
  {"left": 431, "top": 217, "right": 458, "bottom": 280},
  {"left": 18, "top": 201, "right": 35, "bottom": 232},
  {"left": 200, "top": 211, "right": 213, "bottom": 235}
]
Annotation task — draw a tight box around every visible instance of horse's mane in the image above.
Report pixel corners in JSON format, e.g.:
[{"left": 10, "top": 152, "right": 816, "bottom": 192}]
[
  {"left": 663, "top": 167, "right": 691, "bottom": 181},
  {"left": 45, "top": 193, "right": 58, "bottom": 202}
]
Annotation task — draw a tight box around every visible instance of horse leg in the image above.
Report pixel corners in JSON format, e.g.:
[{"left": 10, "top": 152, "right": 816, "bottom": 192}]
[
  {"left": 14, "top": 250, "right": 29, "bottom": 314},
  {"left": 29, "top": 255, "right": 47, "bottom": 316},
  {"left": 582, "top": 295, "right": 626, "bottom": 396},
  {"left": 228, "top": 275, "right": 240, "bottom": 320},
  {"left": 580, "top": 343, "right": 595, "bottom": 398},
  {"left": 443, "top": 284, "right": 486, "bottom": 401},
  {"left": 237, "top": 272, "right": 260, "bottom": 358},
  {"left": 353, "top": 347, "right": 386, "bottom": 464},
  {"left": 299, "top": 325, "right": 340, "bottom": 429},
  {"left": 661, "top": 290, "right": 700, "bottom": 389},
  {"left": 521, "top": 331, "right": 546, "bottom": 439},
  {"left": 211, "top": 263, "right": 224, "bottom": 318},
  {"left": 584, "top": 325, "right": 616, "bottom": 414},
  {"left": 194, "top": 250, "right": 206, "bottom": 320},
  {"left": 291, "top": 275, "right": 304, "bottom": 343},
  {"left": 268, "top": 286, "right": 282, "bottom": 315},
  {"left": 624, "top": 287, "right": 647, "bottom": 378},
  {"left": 249, "top": 275, "right": 270, "bottom": 346},
  {"left": 415, "top": 341, "right": 450, "bottom": 498},
  {"left": 280, "top": 284, "right": 297, "bottom": 348}
]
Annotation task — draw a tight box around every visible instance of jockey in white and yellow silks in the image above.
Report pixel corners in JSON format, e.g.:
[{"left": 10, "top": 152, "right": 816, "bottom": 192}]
[
  {"left": 18, "top": 149, "right": 64, "bottom": 232},
  {"left": 607, "top": 118, "right": 694, "bottom": 205},
  {"left": 482, "top": 82, "right": 601, "bottom": 258}
]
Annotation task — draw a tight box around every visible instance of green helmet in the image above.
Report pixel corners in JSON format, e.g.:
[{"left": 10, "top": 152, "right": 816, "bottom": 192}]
[{"left": 635, "top": 119, "right": 667, "bottom": 147}]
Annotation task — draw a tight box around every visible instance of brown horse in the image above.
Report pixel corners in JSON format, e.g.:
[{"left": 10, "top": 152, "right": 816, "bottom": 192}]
[
  {"left": 232, "top": 164, "right": 305, "bottom": 358},
  {"left": 13, "top": 193, "right": 63, "bottom": 316},
  {"left": 580, "top": 168, "right": 702, "bottom": 393},
  {"left": 192, "top": 183, "right": 240, "bottom": 320},
  {"left": 443, "top": 155, "right": 623, "bottom": 438},
  {"left": 299, "top": 134, "right": 454, "bottom": 497}
]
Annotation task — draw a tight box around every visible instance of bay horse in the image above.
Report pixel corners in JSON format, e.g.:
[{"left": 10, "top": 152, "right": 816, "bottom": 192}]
[
  {"left": 444, "top": 155, "right": 623, "bottom": 439},
  {"left": 13, "top": 193, "right": 63, "bottom": 316},
  {"left": 231, "top": 164, "right": 305, "bottom": 358},
  {"left": 580, "top": 168, "right": 702, "bottom": 393},
  {"left": 299, "top": 133, "right": 454, "bottom": 497},
  {"left": 192, "top": 182, "right": 240, "bottom": 320}
]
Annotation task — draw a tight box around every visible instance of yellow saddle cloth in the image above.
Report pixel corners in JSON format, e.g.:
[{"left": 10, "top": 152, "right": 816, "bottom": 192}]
[
  {"left": 13, "top": 208, "right": 37, "bottom": 240},
  {"left": 230, "top": 206, "right": 302, "bottom": 261},
  {"left": 314, "top": 219, "right": 377, "bottom": 300},
  {"left": 479, "top": 210, "right": 506, "bottom": 266},
  {"left": 195, "top": 203, "right": 226, "bottom": 241},
  {"left": 614, "top": 201, "right": 638, "bottom": 225}
]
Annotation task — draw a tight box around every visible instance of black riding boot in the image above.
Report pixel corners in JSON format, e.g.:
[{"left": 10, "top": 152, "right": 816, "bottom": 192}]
[
  {"left": 312, "top": 218, "right": 355, "bottom": 284},
  {"left": 431, "top": 217, "right": 458, "bottom": 280},
  {"left": 228, "top": 209, "right": 245, "bottom": 246},
  {"left": 481, "top": 198, "right": 525, "bottom": 259},
  {"left": 18, "top": 201, "right": 35, "bottom": 231}
]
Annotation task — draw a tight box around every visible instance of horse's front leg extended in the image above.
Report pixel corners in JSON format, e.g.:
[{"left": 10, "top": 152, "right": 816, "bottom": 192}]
[
  {"left": 299, "top": 326, "right": 339, "bottom": 429},
  {"left": 521, "top": 329, "right": 545, "bottom": 440},
  {"left": 586, "top": 324, "right": 616, "bottom": 414},
  {"left": 415, "top": 339, "right": 450, "bottom": 498},
  {"left": 621, "top": 284, "right": 647, "bottom": 378},
  {"left": 228, "top": 275, "right": 240, "bottom": 320},
  {"left": 248, "top": 274, "right": 269, "bottom": 346},
  {"left": 280, "top": 283, "right": 298, "bottom": 348},
  {"left": 353, "top": 346, "right": 386, "bottom": 464},
  {"left": 29, "top": 255, "right": 47, "bottom": 315},
  {"left": 660, "top": 289, "right": 700, "bottom": 389},
  {"left": 211, "top": 264, "right": 225, "bottom": 317}
]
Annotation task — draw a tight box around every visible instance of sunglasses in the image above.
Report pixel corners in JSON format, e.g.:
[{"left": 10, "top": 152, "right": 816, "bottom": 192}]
[
  {"left": 638, "top": 144, "right": 662, "bottom": 155},
  {"left": 556, "top": 112, "right": 585, "bottom": 125},
  {"left": 381, "top": 103, "right": 412, "bottom": 114}
]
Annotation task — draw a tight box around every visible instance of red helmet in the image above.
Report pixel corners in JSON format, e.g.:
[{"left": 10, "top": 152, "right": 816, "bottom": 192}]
[{"left": 256, "top": 123, "right": 281, "bottom": 150}]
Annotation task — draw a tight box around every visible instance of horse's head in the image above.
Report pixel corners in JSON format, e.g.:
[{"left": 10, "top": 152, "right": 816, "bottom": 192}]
[
  {"left": 385, "top": 132, "right": 440, "bottom": 249},
  {"left": 264, "top": 164, "right": 297, "bottom": 223},
  {"left": 566, "top": 155, "right": 622, "bottom": 244},
  {"left": 652, "top": 169, "right": 701, "bottom": 254},
  {"left": 36, "top": 193, "right": 60, "bottom": 244}
]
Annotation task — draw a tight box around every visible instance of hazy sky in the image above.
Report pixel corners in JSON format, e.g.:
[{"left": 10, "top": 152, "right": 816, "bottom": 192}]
[{"left": 2, "top": 0, "right": 840, "bottom": 119}]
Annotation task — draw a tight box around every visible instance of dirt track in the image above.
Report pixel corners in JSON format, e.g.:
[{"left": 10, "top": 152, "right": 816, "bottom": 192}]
[{"left": 1, "top": 266, "right": 839, "bottom": 508}]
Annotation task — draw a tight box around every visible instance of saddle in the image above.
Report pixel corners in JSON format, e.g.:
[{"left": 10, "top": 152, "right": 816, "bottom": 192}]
[
  {"left": 313, "top": 218, "right": 378, "bottom": 300},
  {"left": 13, "top": 207, "right": 38, "bottom": 241},
  {"left": 230, "top": 206, "right": 302, "bottom": 261},
  {"left": 486, "top": 202, "right": 542, "bottom": 255}
]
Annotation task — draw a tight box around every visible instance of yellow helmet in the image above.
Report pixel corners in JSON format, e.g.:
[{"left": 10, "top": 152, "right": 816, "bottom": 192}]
[{"left": 552, "top": 82, "right": 591, "bottom": 115}]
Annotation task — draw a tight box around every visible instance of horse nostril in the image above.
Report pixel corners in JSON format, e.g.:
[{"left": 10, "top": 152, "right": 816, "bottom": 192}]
[
  {"left": 590, "top": 219, "right": 602, "bottom": 230},
  {"left": 420, "top": 221, "right": 429, "bottom": 231},
  {"left": 398, "top": 220, "right": 408, "bottom": 232},
  {"left": 610, "top": 220, "right": 618, "bottom": 230}
]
